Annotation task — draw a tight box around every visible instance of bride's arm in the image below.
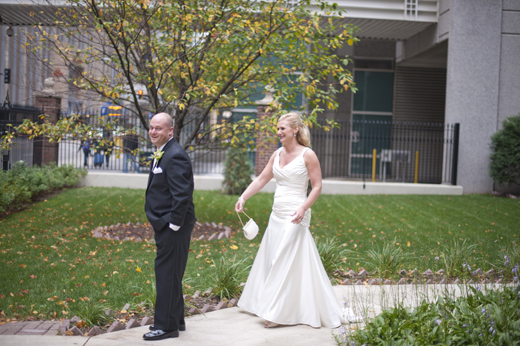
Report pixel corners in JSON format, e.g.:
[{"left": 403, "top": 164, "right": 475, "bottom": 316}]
[
  {"left": 235, "top": 151, "right": 276, "bottom": 212},
  {"left": 291, "top": 149, "right": 322, "bottom": 223}
]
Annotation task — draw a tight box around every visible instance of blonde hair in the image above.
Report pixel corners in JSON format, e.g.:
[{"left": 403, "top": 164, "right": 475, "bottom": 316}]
[{"left": 278, "top": 112, "right": 311, "bottom": 147}]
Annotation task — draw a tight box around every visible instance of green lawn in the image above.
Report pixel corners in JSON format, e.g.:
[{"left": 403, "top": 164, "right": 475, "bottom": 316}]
[{"left": 0, "top": 187, "right": 518, "bottom": 321}]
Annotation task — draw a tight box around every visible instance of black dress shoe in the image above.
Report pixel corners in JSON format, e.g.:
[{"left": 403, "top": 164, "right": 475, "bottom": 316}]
[
  {"left": 143, "top": 329, "right": 179, "bottom": 340},
  {"left": 149, "top": 323, "right": 185, "bottom": 331}
]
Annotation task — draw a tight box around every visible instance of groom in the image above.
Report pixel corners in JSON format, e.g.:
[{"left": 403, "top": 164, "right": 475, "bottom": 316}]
[{"left": 143, "top": 112, "right": 196, "bottom": 341}]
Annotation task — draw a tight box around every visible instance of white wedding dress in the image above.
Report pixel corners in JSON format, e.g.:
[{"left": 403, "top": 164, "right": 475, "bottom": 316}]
[{"left": 238, "top": 147, "right": 346, "bottom": 328}]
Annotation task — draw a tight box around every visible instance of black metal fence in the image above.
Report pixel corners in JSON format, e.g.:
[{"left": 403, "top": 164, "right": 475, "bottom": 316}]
[
  {"left": 311, "top": 119, "right": 460, "bottom": 184},
  {"left": 0, "top": 102, "right": 43, "bottom": 170},
  {"left": 7, "top": 107, "right": 459, "bottom": 185},
  {"left": 57, "top": 111, "right": 231, "bottom": 175}
]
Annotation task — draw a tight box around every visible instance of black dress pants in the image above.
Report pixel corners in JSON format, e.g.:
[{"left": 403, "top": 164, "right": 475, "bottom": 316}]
[{"left": 153, "top": 220, "right": 193, "bottom": 331}]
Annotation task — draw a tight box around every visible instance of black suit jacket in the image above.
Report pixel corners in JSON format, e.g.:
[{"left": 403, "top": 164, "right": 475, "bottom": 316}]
[{"left": 145, "top": 138, "right": 196, "bottom": 231}]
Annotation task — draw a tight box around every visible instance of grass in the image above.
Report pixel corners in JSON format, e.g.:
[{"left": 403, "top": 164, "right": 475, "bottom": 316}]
[{"left": 0, "top": 188, "right": 519, "bottom": 321}]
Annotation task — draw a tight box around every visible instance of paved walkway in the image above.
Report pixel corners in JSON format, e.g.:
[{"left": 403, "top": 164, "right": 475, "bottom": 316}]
[{"left": 0, "top": 283, "right": 478, "bottom": 346}]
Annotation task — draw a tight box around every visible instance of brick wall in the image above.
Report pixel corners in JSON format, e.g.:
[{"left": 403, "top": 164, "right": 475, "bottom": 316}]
[
  {"left": 33, "top": 95, "right": 61, "bottom": 166},
  {"left": 255, "top": 105, "right": 278, "bottom": 176}
]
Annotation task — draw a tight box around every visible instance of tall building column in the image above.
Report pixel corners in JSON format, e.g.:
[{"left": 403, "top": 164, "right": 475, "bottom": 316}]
[
  {"left": 255, "top": 87, "right": 278, "bottom": 176},
  {"left": 444, "top": 0, "right": 503, "bottom": 193},
  {"left": 34, "top": 78, "right": 61, "bottom": 166}
]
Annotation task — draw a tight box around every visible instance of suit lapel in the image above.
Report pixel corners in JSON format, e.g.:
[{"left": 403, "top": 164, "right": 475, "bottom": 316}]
[{"left": 146, "top": 138, "right": 176, "bottom": 192}]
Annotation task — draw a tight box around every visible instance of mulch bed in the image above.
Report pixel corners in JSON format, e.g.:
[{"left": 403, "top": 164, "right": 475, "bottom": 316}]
[{"left": 92, "top": 221, "right": 233, "bottom": 242}]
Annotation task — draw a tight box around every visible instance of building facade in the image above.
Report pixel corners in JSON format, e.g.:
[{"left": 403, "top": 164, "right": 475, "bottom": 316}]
[{"left": 1, "top": 0, "right": 519, "bottom": 193}]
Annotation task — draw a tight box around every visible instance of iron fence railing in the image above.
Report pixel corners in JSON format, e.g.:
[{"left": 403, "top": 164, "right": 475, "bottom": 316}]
[
  {"left": 5, "top": 106, "right": 460, "bottom": 185},
  {"left": 311, "top": 119, "right": 459, "bottom": 184}
]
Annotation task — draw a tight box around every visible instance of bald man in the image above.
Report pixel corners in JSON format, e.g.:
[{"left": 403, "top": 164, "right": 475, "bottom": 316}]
[{"left": 143, "top": 113, "right": 196, "bottom": 340}]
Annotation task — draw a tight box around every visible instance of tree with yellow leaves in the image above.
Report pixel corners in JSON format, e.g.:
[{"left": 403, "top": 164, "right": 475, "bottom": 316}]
[{"left": 21, "top": 0, "right": 357, "bottom": 150}]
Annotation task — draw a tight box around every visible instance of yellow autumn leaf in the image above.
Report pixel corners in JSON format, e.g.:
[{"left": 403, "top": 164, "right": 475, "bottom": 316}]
[
  {"left": 407, "top": 241, "right": 411, "bottom": 247},
  {"left": 348, "top": 39, "right": 354, "bottom": 46},
  {"left": 230, "top": 245, "right": 238, "bottom": 250}
]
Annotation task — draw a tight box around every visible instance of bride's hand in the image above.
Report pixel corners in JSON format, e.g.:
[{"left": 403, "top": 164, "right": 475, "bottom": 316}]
[
  {"left": 235, "top": 196, "right": 245, "bottom": 212},
  {"left": 291, "top": 208, "right": 306, "bottom": 224}
]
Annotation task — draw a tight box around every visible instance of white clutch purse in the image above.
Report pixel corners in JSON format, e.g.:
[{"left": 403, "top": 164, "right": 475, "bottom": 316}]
[{"left": 236, "top": 211, "right": 258, "bottom": 240}]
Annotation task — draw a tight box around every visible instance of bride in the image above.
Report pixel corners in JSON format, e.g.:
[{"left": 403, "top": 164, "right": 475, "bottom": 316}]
[{"left": 235, "top": 112, "right": 349, "bottom": 328}]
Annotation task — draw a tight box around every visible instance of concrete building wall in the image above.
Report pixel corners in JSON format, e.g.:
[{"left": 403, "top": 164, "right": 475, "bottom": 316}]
[{"left": 444, "top": 0, "right": 503, "bottom": 193}]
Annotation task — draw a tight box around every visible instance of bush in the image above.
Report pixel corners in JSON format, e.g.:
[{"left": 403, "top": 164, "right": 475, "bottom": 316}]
[
  {"left": 489, "top": 114, "right": 520, "bottom": 185},
  {"left": 338, "top": 285, "right": 520, "bottom": 346},
  {"left": 222, "top": 146, "right": 253, "bottom": 195},
  {"left": 0, "top": 162, "right": 87, "bottom": 214}
]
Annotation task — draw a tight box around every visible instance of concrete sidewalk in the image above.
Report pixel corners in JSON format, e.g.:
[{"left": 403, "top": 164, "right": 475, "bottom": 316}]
[
  {"left": 79, "top": 172, "right": 464, "bottom": 195},
  {"left": 0, "top": 283, "right": 477, "bottom": 346}
]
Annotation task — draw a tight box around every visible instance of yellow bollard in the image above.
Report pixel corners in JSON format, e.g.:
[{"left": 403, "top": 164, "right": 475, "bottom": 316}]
[
  {"left": 414, "top": 151, "right": 419, "bottom": 183},
  {"left": 372, "top": 149, "right": 377, "bottom": 182}
]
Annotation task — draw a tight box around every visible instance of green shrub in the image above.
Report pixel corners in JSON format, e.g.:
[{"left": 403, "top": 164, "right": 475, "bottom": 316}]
[
  {"left": 338, "top": 285, "right": 520, "bottom": 346},
  {"left": 0, "top": 162, "right": 87, "bottom": 214},
  {"left": 362, "top": 238, "right": 410, "bottom": 279},
  {"left": 489, "top": 114, "right": 520, "bottom": 185},
  {"left": 209, "top": 256, "right": 251, "bottom": 300},
  {"left": 222, "top": 146, "right": 254, "bottom": 195}
]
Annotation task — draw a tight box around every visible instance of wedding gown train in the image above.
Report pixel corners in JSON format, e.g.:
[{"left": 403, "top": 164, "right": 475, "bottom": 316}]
[{"left": 238, "top": 147, "right": 356, "bottom": 328}]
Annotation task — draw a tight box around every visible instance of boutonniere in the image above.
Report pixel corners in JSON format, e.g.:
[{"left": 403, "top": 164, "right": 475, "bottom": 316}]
[{"left": 150, "top": 150, "right": 164, "bottom": 161}]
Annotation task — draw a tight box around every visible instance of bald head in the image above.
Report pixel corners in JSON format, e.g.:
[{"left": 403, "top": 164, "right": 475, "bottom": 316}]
[
  {"left": 149, "top": 112, "right": 174, "bottom": 148},
  {"left": 153, "top": 112, "right": 173, "bottom": 128}
]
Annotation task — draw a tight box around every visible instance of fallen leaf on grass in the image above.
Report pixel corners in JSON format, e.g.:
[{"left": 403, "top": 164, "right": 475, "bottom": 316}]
[
  {"left": 29, "top": 275, "right": 37, "bottom": 279},
  {"left": 230, "top": 245, "right": 238, "bottom": 250}
]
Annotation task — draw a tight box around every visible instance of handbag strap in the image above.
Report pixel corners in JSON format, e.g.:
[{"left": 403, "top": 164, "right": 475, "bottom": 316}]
[{"left": 236, "top": 210, "right": 252, "bottom": 227}]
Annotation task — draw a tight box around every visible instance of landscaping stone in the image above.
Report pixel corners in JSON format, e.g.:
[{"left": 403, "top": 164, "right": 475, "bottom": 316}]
[
  {"left": 422, "top": 269, "right": 434, "bottom": 277},
  {"left": 208, "top": 233, "right": 218, "bottom": 241},
  {"left": 198, "top": 235, "right": 205, "bottom": 240},
  {"left": 140, "top": 316, "right": 153, "bottom": 326},
  {"left": 399, "top": 269, "right": 407, "bottom": 276},
  {"left": 192, "top": 290, "right": 201, "bottom": 298},
  {"left": 217, "top": 232, "right": 225, "bottom": 240},
  {"left": 107, "top": 321, "right": 125, "bottom": 333},
  {"left": 426, "top": 279, "right": 434, "bottom": 284},
  {"left": 68, "top": 326, "right": 83, "bottom": 336},
  {"left": 70, "top": 315, "right": 81, "bottom": 324},
  {"left": 211, "top": 222, "right": 217, "bottom": 228},
  {"left": 348, "top": 269, "right": 357, "bottom": 277},
  {"left": 201, "top": 304, "right": 214, "bottom": 313},
  {"left": 384, "top": 279, "right": 392, "bottom": 285},
  {"left": 496, "top": 278, "right": 502, "bottom": 284},
  {"left": 398, "top": 278, "right": 407, "bottom": 285},
  {"left": 58, "top": 324, "right": 67, "bottom": 336},
  {"left": 439, "top": 279, "right": 446, "bottom": 284},
  {"left": 358, "top": 269, "right": 368, "bottom": 277},
  {"left": 453, "top": 278, "right": 460, "bottom": 284},
  {"left": 188, "top": 307, "right": 201, "bottom": 315},
  {"left": 224, "top": 228, "right": 232, "bottom": 238},
  {"left": 204, "top": 288, "right": 213, "bottom": 296},
  {"left": 486, "top": 269, "right": 495, "bottom": 277},
  {"left": 342, "top": 279, "right": 352, "bottom": 285},
  {"left": 467, "top": 279, "right": 474, "bottom": 284},
  {"left": 355, "top": 280, "right": 364, "bottom": 285},
  {"left": 474, "top": 268, "right": 483, "bottom": 276},
  {"left": 437, "top": 269, "right": 445, "bottom": 275},
  {"left": 122, "top": 303, "right": 131, "bottom": 311},
  {"left": 215, "top": 301, "right": 228, "bottom": 310},
  {"left": 230, "top": 298, "right": 238, "bottom": 306},
  {"left": 125, "top": 319, "right": 140, "bottom": 329},
  {"left": 87, "top": 326, "right": 103, "bottom": 336}
]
